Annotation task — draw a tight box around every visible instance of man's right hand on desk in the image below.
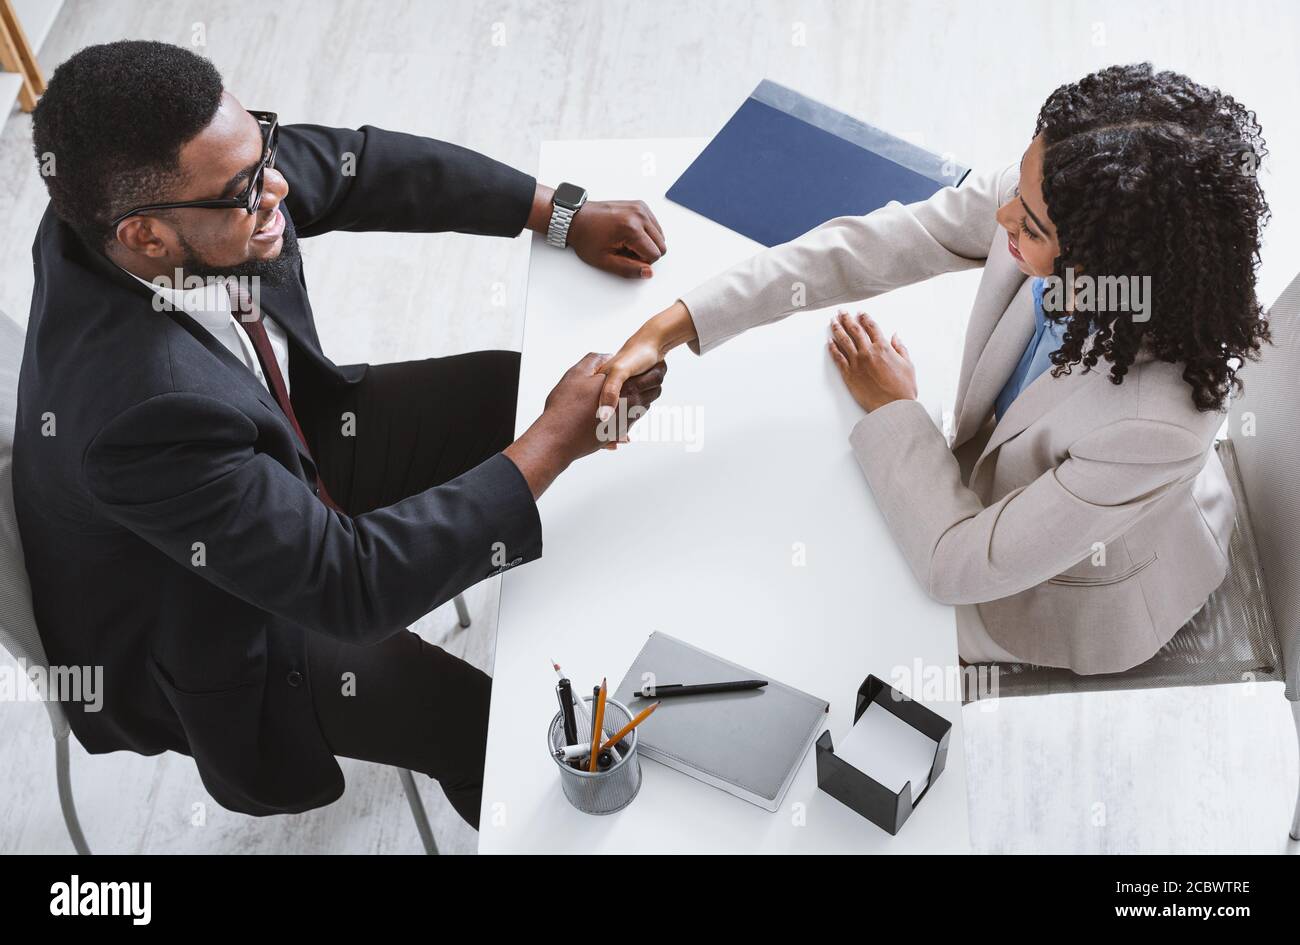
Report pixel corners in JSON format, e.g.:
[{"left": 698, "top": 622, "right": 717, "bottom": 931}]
[{"left": 503, "top": 352, "right": 666, "bottom": 499}]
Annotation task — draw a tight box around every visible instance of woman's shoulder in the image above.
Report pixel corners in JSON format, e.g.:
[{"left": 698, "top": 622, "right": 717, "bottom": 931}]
[{"left": 1105, "top": 352, "right": 1225, "bottom": 440}]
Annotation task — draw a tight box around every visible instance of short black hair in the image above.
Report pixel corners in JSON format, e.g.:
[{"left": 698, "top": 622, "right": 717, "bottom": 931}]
[{"left": 32, "top": 40, "right": 225, "bottom": 251}]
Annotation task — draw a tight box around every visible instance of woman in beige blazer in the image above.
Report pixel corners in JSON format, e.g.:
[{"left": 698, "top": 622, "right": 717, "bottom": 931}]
[{"left": 597, "top": 64, "right": 1271, "bottom": 674}]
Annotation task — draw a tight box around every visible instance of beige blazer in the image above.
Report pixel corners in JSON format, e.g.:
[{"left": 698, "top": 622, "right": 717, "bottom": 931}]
[{"left": 679, "top": 164, "right": 1235, "bottom": 674}]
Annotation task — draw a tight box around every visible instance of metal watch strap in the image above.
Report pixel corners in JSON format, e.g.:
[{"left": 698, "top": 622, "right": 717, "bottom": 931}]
[{"left": 546, "top": 203, "right": 578, "bottom": 248}]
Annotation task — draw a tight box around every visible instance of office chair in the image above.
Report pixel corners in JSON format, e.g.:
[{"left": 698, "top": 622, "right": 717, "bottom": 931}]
[
  {"left": 965, "top": 274, "right": 1300, "bottom": 844},
  {"left": 0, "top": 309, "right": 459, "bottom": 854}
]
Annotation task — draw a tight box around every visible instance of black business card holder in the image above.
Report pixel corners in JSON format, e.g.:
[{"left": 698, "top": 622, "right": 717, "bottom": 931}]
[{"left": 815, "top": 674, "right": 952, "bottom": 835}]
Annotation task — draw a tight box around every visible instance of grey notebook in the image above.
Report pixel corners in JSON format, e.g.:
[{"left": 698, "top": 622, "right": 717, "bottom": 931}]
[{"left": 613, "top": 632, "right": 830, "bottom": 812}]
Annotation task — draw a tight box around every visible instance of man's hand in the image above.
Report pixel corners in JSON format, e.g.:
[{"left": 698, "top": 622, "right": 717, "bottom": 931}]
[
  {"left": 828, "top": 311, "right": 918, "bottom": 413},
  {"left": 503, "top": 353, "right": 667, "bottom": 499},
  {"left": 567, "top": 200, "right": 667, "bottom": 278},
  {"left": 528, "top": 184, "right": 666, "bottom": 279}
]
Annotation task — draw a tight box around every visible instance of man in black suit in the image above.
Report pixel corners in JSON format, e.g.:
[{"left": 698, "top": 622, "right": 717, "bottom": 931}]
[{"left": 13, "top": 40, "right": 667, "bottom": 827}]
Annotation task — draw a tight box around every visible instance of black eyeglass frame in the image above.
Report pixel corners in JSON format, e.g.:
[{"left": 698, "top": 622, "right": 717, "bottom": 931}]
[{"left": 108, "top": 110, "right": 279, "bottom": 228}]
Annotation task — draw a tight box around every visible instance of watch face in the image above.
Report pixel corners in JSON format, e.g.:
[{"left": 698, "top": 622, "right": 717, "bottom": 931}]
[{"left": 554, "top": 182, "right": 588, "bottom": 211}]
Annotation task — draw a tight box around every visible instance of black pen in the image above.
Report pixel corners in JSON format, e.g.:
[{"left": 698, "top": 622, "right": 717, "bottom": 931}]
[
  {"left": 557, "top": 677, "right": 579, "bottom": 746},
  {"left": 636, "top": 680, "right": 768, "bottom": 699}
]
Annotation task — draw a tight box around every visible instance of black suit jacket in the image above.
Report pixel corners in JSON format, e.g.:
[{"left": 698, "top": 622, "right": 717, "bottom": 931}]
[{"left": 13, "top": 124, "right": 544, "bottom": 815}]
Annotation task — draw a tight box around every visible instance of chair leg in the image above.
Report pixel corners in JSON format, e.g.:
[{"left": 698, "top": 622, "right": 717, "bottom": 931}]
[
  {"left": 1290, "top": 699, "right": 1300, "bottom": 842},
  {"left": 453, "top": 593, "right": 471, "bottom": 629},
  {"left": 54, "top": 736, "right": 91, "bottom": 855},
  {"left": 398, "top": 768, "right": 438, "bottom": 855}
]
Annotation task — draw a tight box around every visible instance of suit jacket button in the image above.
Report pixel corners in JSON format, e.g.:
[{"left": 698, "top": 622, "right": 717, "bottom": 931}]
[{"left": 286, "top": 670, "right": 303, "bottom": 687}]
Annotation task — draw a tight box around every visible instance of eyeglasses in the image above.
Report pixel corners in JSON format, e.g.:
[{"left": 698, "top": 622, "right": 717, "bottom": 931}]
[{"left": 109, "top": 110, "right": 279, "bottom": 228}]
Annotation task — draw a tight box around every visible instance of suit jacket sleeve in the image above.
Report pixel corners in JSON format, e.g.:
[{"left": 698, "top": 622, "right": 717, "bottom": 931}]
[
  {"left": 82, "top": 392, "right": 542, "bottom": 645},
  {"left": 846, "top": 399, "right": 1211, "bottom": 604},
  {"left": 679, "top": 163, "right": 1020, "bottom": 354},
  {"left": 275, "top": 122, "right": 536, "bottom": 238}
]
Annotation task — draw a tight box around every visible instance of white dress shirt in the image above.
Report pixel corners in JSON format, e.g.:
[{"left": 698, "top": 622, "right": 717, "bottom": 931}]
[{"left": 123, "top": 269, "right": 291, "bottom": 395}]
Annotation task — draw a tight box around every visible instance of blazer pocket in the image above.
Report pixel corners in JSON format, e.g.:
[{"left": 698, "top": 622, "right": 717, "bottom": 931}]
[
  {"left": 1047, "top": 552, "right": 1158, "bottom": 587},
  {"left": 149, "top": 657, "right": 262, "bottom": 697},
  {"left": 148, "top": 625, "right": 268, "bottom": 697},
  {"left": 147, "top": 656, "right": 279, "bottom": 815}
]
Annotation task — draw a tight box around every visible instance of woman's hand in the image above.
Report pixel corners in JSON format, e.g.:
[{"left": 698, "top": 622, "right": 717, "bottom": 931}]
[
  {"left": 828, "top": 311, "right": 918, "bottom": 413},
  {"left": 595, "top": 300, "right": 698, "bottom": 419}
]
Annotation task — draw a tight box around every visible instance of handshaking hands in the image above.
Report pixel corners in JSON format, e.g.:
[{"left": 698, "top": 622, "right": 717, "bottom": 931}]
[
  {"left": 503, "top": 352, "right": 667, "bottom": 500},
  {"left": 594, "top": 301, "right": 699, "bottom": 420},
  {"left": 501, "top": 303, "right": 698, "bottom": 501}
]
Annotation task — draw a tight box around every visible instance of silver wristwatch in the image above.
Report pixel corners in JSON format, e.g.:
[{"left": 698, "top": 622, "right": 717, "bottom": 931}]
[{"left": 545, "top": 182, "right": 588, "bottom": 248}]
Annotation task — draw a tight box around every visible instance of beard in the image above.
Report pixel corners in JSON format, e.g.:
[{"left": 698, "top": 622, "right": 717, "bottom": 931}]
[{"left": 175, "top": 213, "right": 302, "bottom": 290}]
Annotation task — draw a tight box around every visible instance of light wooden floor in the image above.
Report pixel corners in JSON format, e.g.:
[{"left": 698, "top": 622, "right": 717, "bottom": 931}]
[{"left": 1, "top": 0, "right": 1297, "bottom": 854}]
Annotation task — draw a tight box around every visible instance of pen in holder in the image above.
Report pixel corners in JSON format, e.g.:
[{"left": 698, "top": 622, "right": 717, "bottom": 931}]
[{"left": 548, "top": 696, "right": 642, "bottom": 815}]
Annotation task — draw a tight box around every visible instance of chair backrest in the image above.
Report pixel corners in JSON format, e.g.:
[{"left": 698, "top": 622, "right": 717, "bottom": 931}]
[
  {"left": 1229, "top": 272, "right": 1300, "bottom": 701},
  {"left": 0, "top": 309, "right": 67, "bottom": 737}
]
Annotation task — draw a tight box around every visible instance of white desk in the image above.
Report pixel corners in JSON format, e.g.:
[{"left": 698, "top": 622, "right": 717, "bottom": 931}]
[{"left": 479, "top": 138, "right": 982, "bottom": 853}]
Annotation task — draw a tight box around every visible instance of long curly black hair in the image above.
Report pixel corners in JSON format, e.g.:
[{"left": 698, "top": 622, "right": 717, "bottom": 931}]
[{"left": 1035, "top": 63, "right": 1270, "bottom": 411}]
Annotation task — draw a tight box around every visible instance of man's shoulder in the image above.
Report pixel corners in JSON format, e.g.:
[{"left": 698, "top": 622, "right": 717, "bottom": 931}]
[{"left": 18, "top": 265, "right": 243, "bottom": 461}]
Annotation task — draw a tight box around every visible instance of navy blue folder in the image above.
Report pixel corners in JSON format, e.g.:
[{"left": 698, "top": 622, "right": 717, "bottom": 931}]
[{"left": 667, "top": 80, "right": 970, "bottom": 247}]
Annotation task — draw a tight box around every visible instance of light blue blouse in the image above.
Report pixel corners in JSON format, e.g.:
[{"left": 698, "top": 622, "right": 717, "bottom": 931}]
[{"left": 993, "top": 277, "right": 1066, "bottom": 421}]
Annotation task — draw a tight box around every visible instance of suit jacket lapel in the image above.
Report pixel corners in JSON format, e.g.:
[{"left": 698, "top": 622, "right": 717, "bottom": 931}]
[
  {"left": 252, "top": 206, "right": 347, "bottom": 382},
  {"left": 162, "top": 305, "right": 320, "bottom": 478},
  {"left": 952, "top": 233, "right": 1031, "bottom": 445},
  {"left": 954, "top": 276, "right": 1036, "bottom": 446},
  {"left": 966, "top": 339, "right": 1127, "bottom": 492}
]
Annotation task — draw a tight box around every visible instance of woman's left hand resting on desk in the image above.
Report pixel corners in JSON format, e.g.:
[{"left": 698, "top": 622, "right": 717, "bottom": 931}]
[{"left": 828, "top": 311, "right": 918, "bottom": 413}]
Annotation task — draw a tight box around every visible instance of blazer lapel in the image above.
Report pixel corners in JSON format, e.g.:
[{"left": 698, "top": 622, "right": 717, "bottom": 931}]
[
  {"left": 967, "top": 344, "right": 1103, "bottom": 489},
  {"left": 952, "top": 234, "right": 1031, "bottom": 445},
  {"left": 953, "top": 276, "right": 1037, "bottom": 445},
  {"left": 163, "top": 306, "right": 320, "bottom": 478},
  {"left": 251, "top": 207, "right": 346, "bottom": 382}
]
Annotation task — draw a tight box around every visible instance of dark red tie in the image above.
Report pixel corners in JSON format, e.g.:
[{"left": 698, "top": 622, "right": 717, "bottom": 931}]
[{"left": 227, "top": 287, "right": 342, "bottom": 513}]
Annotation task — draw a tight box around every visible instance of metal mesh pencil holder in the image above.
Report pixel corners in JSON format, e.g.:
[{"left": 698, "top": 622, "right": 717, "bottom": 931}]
[{"left": 548, "top": 696, "right": 642, "bottom": 815}]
